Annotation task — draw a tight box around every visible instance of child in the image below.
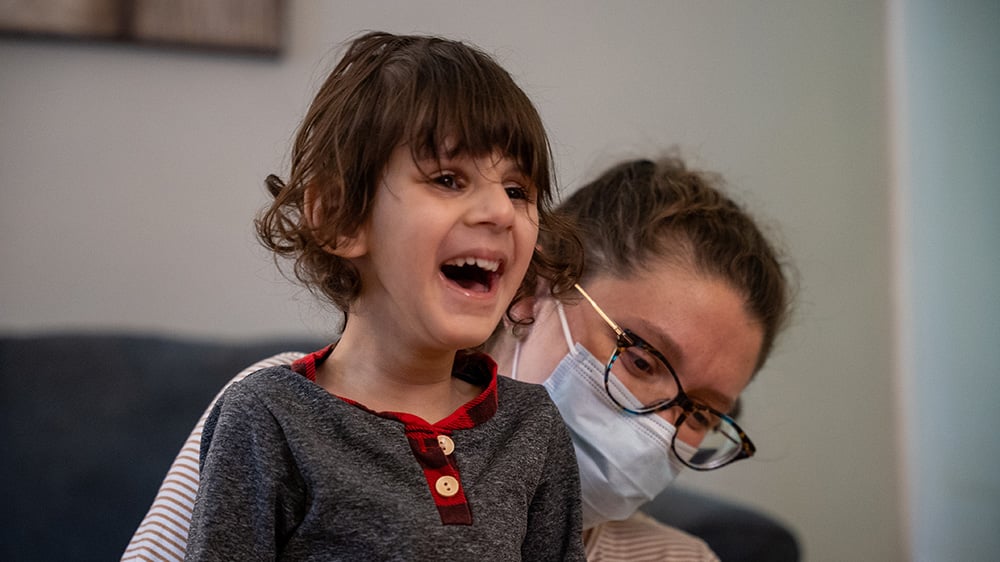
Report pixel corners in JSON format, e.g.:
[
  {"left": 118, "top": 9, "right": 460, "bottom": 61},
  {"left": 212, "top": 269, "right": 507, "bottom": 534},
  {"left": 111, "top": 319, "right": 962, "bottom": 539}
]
[{"left": 184, "top": 31, "right": 586, "bottom": 559}]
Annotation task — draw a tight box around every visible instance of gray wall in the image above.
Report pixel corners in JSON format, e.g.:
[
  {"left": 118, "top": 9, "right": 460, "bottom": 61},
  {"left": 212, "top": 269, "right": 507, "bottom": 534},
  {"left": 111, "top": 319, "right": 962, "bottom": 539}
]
[{"left": 1, "top": 2, "right": 914, "bottom": 560}]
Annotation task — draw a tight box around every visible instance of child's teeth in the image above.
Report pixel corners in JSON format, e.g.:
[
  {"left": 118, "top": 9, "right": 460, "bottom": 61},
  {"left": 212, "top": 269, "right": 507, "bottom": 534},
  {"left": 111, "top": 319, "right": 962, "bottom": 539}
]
[
  {"left": 446, "top": 257, "right": 499, "bottom": 272},
  {"left": 475, "top": 258, "right": 498, "bottom": 272}
]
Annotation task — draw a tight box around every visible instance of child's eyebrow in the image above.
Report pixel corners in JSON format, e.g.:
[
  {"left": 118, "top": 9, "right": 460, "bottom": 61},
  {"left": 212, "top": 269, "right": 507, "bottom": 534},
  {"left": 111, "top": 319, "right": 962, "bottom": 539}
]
[{"left": 416, "top": 149, "right": 528, "bottom": 174}]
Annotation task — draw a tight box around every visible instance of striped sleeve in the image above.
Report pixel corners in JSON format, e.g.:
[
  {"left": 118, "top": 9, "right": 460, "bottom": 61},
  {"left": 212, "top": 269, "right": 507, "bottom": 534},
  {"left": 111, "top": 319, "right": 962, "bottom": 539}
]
[
  {"left": 584, "top": 512, "right": 720, "bottom": 562},
  {"left": 120, "top": 352, "right": 306, "bottom": 562}
]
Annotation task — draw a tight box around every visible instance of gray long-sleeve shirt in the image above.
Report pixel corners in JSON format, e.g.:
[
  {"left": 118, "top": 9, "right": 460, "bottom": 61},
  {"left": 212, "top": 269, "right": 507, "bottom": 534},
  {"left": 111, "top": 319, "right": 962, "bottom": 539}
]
[{"left": 186, "top": 350, "right": 584, "bottom": 561}]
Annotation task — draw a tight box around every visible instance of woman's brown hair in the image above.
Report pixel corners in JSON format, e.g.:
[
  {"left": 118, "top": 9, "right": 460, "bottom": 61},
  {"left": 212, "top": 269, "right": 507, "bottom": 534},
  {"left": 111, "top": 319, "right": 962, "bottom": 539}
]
[
  {"left": 544, "top": 155, "right": 792, "bottom": 371},
  {"left": 256, "top": 31, "right": 581, "bottom": 317}
]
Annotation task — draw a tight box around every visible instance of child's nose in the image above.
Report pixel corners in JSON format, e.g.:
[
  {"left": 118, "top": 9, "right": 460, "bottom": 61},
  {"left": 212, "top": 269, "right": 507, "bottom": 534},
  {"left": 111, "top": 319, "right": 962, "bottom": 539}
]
[{"left": 467, "top": 181, "right": 516, "bottom": 230}]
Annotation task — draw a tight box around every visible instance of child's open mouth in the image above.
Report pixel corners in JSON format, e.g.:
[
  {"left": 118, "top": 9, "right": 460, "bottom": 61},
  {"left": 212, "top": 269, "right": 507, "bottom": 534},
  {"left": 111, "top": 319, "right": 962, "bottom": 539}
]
[{"left": 441, "top": 257, "right": 502, "bottom": 294}]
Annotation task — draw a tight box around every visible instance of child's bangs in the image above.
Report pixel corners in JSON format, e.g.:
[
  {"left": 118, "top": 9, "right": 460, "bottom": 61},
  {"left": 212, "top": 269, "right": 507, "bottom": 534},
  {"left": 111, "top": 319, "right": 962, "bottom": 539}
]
[{"left": 403, "top": 79, "right": 551, "bottom": 197}]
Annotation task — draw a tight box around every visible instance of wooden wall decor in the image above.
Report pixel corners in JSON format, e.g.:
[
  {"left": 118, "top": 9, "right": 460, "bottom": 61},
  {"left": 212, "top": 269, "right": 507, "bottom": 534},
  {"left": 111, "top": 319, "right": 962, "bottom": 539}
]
[{"left": 0, "top": 0, "right": 284, "bottom": 55}]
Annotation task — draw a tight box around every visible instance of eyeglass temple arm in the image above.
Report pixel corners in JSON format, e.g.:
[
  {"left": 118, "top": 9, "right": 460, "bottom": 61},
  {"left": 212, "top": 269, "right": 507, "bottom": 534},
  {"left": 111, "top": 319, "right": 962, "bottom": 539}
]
[{"left": 573, "top": 284, "right": 634, "bottom": 345}]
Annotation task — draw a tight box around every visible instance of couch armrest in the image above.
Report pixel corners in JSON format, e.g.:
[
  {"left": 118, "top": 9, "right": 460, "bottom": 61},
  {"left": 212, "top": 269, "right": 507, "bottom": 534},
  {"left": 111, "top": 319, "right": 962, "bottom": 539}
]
[
  {"left": 641, "top": 485, "right": 800, "bottom": 561},
  {"left": 0, "top": 332, "right": 325, "bottom": 561}
]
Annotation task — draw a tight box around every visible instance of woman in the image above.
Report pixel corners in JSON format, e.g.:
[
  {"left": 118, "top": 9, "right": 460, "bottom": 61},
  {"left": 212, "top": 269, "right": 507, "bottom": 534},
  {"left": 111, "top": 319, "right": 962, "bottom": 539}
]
[
  {"left": 124, "top": 155, "right": 792, "bottom": 561},
  {"left": 489, "top": 155, "right": 791, "bottom": 559}
]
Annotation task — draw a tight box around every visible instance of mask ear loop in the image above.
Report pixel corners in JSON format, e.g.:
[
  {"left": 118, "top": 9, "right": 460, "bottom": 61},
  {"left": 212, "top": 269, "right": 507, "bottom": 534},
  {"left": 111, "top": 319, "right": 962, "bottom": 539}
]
[
  {"left": 511, "top": 299, "right": 577, "bottom": 381},
  {"left": 554, "top": 300, "right": 577, "bottom": 354},
  {"left": 511, "top": 338, "right": 522, "bottom": 380}
]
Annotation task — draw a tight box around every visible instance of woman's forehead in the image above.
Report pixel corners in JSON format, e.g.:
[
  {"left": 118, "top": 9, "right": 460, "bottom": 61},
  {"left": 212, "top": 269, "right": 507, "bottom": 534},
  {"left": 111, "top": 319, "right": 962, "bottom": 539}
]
[{"left": 583, "top": 266, "right": 763, "bottom": 397}]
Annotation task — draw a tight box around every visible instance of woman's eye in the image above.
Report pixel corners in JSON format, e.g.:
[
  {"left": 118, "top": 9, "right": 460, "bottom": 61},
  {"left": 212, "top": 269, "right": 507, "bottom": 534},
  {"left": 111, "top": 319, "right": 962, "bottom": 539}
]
[
  {"left": 623, "top": 349, "right": 658, "bottom": 377},
  {"left": 686, "top": 410, "right": 720, "bottom": 432}
]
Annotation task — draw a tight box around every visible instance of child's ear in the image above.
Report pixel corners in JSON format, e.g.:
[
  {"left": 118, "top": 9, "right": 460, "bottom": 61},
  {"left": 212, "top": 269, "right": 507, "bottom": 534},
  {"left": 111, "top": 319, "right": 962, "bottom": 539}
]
[
  {"left": 330, "top": 229, "right": 369, "bottom": 259},
  {"left": 304, "top": 182, "right": 369, "bottom": 259}
]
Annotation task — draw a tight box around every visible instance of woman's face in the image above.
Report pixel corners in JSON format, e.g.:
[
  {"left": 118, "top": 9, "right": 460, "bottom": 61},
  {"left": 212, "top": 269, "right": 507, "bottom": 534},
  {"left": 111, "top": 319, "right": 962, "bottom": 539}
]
[{"left": 510, "top": 258, "right": 764, "bottom": 438}]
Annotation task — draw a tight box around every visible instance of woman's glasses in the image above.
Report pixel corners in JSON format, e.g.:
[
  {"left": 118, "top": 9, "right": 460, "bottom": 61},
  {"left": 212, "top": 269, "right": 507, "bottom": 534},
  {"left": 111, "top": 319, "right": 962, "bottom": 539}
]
[{"left": 573, "top": 284, "right": 756, "bottom": 470}]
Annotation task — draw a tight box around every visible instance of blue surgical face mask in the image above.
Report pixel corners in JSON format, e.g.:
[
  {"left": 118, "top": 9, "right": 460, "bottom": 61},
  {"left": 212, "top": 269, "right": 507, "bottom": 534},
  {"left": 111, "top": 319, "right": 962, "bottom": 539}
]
[{"left": 513, "top": 302, "right": 693, "bottom": 529}]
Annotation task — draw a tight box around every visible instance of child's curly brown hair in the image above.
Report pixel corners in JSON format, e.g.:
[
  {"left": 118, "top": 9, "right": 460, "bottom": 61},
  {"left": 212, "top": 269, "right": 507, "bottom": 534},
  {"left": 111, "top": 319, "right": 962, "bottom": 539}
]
[{"left": 256, "top": 31, "right": 582, "bottom": 325}]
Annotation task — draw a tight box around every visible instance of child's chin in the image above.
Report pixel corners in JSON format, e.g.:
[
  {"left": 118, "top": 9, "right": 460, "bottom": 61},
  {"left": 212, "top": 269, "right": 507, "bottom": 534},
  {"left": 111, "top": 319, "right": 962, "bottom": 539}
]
[
  {"left": 457, "top": 334, "right": 492, "bottom": 350},
  {"left": 446, "top": 325, "right": 495, "bottom": 350}
]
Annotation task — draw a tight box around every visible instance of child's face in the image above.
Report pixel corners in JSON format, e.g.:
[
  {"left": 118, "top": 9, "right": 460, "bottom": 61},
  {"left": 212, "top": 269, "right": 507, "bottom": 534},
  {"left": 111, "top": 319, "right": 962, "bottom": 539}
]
[{"left": 346, "top": 144, "right": 540, "bottom": 353}]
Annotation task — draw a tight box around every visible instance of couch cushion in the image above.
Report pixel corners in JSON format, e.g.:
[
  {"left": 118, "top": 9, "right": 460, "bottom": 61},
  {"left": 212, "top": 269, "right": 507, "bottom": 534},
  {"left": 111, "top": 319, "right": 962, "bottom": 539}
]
[{"left": 0, "top": 332, "right": 325, "bottom": 561}]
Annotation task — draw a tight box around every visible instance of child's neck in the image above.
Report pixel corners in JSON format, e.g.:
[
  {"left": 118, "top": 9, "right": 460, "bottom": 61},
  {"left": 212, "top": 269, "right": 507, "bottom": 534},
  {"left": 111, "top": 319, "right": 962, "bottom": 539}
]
[{"left": 315, "top": 323, "right": 482, "bottom": 424}]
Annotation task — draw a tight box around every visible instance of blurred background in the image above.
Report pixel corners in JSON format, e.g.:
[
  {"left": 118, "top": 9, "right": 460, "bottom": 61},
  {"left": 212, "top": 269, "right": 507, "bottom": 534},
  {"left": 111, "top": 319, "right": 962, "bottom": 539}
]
[{"left": 2, "top": 1, "right": 997, "bottom": 560}]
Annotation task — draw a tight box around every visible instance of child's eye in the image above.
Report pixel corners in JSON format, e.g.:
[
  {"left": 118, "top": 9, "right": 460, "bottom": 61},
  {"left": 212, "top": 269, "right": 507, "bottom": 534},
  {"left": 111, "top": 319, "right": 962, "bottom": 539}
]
[
  {"left": 432, "top": 173, "right": 461, "bottom": 190},
  {"left": 505, "top": 185, "right": 531, "bottom": 201}
]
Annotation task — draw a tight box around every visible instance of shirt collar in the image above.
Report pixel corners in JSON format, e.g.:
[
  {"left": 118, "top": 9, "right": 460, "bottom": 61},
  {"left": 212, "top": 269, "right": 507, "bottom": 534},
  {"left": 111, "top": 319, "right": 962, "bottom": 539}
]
[{"left": 291, "top": 345, "right": 498, "bottom": 430}]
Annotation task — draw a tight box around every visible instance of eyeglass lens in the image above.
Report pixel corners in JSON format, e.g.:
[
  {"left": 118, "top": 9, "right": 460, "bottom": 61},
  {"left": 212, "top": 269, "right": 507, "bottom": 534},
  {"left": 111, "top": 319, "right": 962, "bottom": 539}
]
[{"left": 607, "top": 343, "right": 746, "bottom": 470}]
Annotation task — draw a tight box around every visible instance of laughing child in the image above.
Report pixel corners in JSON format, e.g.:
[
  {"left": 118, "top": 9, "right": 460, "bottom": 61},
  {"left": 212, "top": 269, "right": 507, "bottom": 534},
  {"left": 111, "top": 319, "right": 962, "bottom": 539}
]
[{"left": 184, "top": 32, "right": 585, "bottom": 560}]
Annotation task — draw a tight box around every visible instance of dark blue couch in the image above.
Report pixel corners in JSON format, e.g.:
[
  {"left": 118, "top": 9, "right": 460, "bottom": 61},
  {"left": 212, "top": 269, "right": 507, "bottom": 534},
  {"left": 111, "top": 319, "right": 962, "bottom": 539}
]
[{"left": 0, "top": 332, "right": 799, "bottom": 561}]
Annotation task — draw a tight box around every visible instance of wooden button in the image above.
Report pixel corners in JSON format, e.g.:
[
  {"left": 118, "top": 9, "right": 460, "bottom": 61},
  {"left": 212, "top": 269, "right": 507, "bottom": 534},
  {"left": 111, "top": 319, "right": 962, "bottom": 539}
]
[
  {"left": 435, "top": 475, "right": 460, "bottom": 497},
  {"left": 437, "top": 435, "right": 455, "bottom": 455}
]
